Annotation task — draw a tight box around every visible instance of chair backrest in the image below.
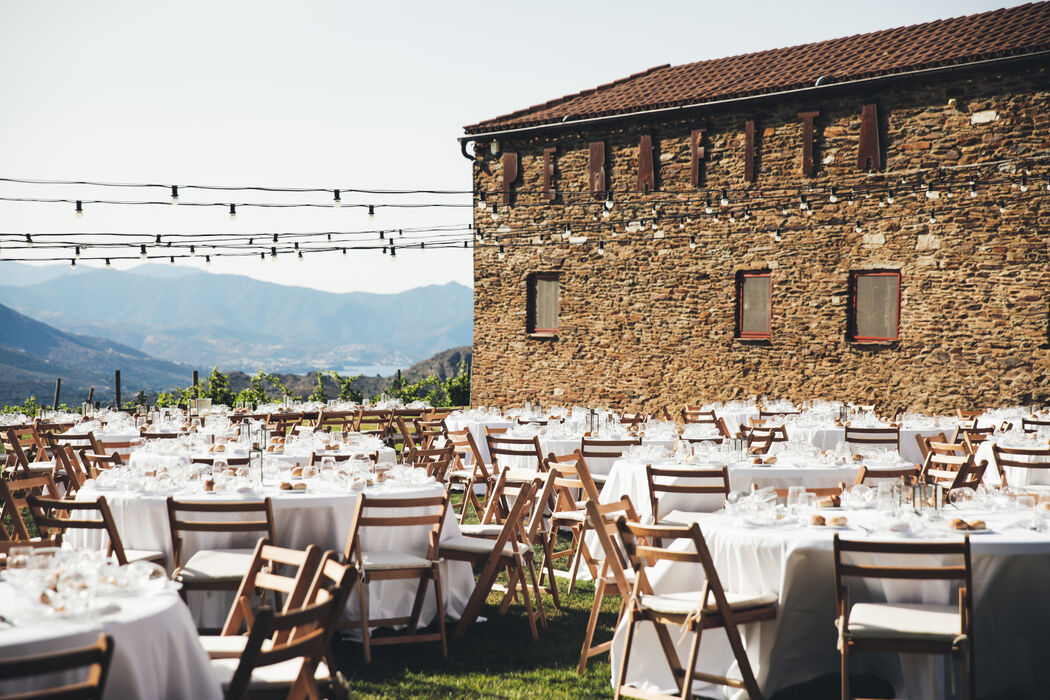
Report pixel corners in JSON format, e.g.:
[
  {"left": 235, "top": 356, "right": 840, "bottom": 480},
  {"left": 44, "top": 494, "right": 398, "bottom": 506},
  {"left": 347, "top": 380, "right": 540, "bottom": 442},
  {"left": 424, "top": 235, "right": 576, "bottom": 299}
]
[
  {"left": 486, "top": 434, "right": 544, "bottom": 472},
  {"left": 140, "top": 431, "right": 182, "bottom": 440},
  {"left": 833, "top": 534, "right": 973, "bottom": 636},
  {"left": 394, "top": 415, "right": 417, "bottom": 453},
  {"left": 95, "top": 439, "right": 138, "bottom": 462},
  {"left": 752, "top": 482, "right": 846, "bottom": 500},
  {"left": 0, "top": 633, "right": 114, "bottom": 700},
  {"left": 221, "top": 540, "right": 323, "bottom": 640},
  {"left": 81, "top": 452, "right": 124, "bottom": 479},
  {"left": 951, "top": 425, "right": 995, "bottom": 447},
  {"left": 579, "top": 437, "right": 642, "bottom": 464},
  {"left": 544, "top": 451, "right": 603, "bottom": 510},
  {"left": 403, "top": 443, "right": 456, "bottom": 481},
  {"left": 26, "top": 494, "right": 135, "bottom": 565},
  {"left": 42, "top": 430, "right": 102, "bottom": 456},
  {"left": 914, "top": 431, "right": 947, "bottom": 462},
  {"left": 681, "top": 407, "right": 718, "bottom": 425},
  {"left": 49, "top": 443, "right": 90, "bottom": 495},
  {"left": 584, "top": 496, "right": 639, "bottom": 597},
  {"left": 991, "top": 443, "right": 1050, "bottom": 488},
  {"left": 921, "top": 446, "right": 985, "bottom": 491},
  {"left": 844, "top": 426, "right": 900, "bottom": 451},
  {"left": 165, "top": 497, "right": 276, "bottom": 569},
  {"left": 615, "top": 517, "right": 736, "bottom": 617},
  {"left": 315, "top": 410, "right": 357, "bottom": 433},
  {"left": 343, "top": 493, "right": 449, "bottom": 564},
  {"left": 646, "top": 465, "right": 730, "bottom": 520},
  {"left": 1, "top": 425, "right": 44, "bottom": 471},
  {"left": 414, "top": 417, "right": 447, "bottom": 450},
  {"left": 0, "top": 474, "right": 62, "bottom": 540},
  {"left": 357, "top": 409, "right": 393, "bottom": 439},
  {"left": 759, "top": 410, "right": 800, "bottom": 420},
  {"left": 854, "top": 465, "right": 922, "bottom": 485},
  {"left": 446, "top": 428, "right": 486, "bottom": 473},
  {"left": 1021, "top": 417, "right": 1050, "bottom": 433}
]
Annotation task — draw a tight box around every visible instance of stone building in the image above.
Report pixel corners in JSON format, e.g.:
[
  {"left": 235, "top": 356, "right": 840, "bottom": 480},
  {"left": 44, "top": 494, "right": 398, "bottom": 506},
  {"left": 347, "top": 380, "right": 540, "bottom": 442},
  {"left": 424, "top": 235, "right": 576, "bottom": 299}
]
[{"left": 461, "top": 3, "right": 1050, "bottom": 413}]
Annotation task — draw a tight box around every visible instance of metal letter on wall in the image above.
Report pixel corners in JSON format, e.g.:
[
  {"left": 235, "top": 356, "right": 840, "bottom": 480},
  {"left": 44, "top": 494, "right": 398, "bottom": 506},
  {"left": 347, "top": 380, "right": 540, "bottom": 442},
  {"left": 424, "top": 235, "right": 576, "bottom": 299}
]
[
  {"left": 744, "top": 120, "right": 756, "bottom": 182},
  {"left": 501, "top": 152, "right": 519, "bottom": 205},
  {"left": 542, "top": 147, "right": 557, "bottom": 202},
  {"left": 856, "top": 104, "right": 881, "bottom": 171},
  {"left": 690, "top": 128, "right": 706, "bottom": 187},
  {"left": 589, "top": 141, "right": 606, "bottom": 194},
  {"left": 637, "top": 134, "right": 655, "bottom": 192},
  {"left": 798, "top": 110, "right": 819, "bottom": 177}
]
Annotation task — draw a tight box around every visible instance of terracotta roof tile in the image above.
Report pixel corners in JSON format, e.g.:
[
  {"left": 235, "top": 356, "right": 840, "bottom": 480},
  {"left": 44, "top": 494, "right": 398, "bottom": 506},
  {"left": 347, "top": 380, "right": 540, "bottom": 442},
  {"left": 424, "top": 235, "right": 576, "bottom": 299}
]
[{"left": 464, "top": 2, "right": 1050, "bottom": 135}]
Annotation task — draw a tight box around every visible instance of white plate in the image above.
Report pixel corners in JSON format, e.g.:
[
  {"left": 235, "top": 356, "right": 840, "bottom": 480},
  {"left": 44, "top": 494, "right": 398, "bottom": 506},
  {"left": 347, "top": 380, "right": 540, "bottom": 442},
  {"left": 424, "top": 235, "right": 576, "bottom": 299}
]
[{"left": 810, "top": 523, "right": 849, "bottom": 530}]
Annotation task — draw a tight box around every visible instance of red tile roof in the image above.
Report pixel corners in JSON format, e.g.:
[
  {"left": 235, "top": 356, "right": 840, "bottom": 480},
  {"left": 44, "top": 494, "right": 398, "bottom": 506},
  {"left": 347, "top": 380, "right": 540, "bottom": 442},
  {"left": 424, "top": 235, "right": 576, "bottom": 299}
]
[{"left": 464, "top": 2, "right": 1050, "bottom": 135}]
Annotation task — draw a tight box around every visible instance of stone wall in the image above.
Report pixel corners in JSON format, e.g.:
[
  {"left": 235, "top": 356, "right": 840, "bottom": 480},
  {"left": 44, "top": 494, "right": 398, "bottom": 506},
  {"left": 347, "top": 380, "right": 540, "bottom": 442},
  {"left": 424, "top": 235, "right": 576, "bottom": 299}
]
[{"left": 469, "top": 61, "right": 1050, "bottom": 413}]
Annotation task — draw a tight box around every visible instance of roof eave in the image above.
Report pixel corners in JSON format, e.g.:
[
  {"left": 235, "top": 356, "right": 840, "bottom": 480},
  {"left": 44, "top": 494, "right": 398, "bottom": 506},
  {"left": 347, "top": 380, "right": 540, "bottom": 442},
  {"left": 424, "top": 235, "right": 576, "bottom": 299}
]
[{"left": 459, "top": 50, "right": 1050, "bottom": 143}]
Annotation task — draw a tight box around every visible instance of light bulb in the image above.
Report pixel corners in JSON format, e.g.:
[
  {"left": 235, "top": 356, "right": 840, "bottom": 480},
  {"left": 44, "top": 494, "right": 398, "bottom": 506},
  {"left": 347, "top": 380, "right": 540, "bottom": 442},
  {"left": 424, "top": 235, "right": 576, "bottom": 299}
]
[
  {"left": 886, "top": 191, "right": 895, "bottom": 204},
  {"left": 171, "top": 185, "right": 179, "bottom": 204},
  {"left": 298, "top": 250, "right": 304, "bottom": 262},
  {"left": 155, "top": 234, "right": 161, "bottom": 245},
  {"left": 602, "top": 209, "right": 610, "bottom": 218},
  {"left": 598, "top": 241, "right": 605, "bottom": 256},
  {"left": 1020, "top": 174, "right": 1029, "bottom": 192},
  {"left": 998, "top": 202, "right": 1006, "bottom": 214},
  {"left": 229, "top": 203, "right": 237, "bottom": 218},
  {"left": 728, "top": 212, "right": 736, "bottom": 223},
  {"left": 781, "top": 206, "right": 789, "bottom": 216},
  {"left": 689, "top": 236, "right": 697, "bottom": 250},
  {"left": 270, "top": 246, "right": 277, "bottom": 259},
  {"left": 829, "top": 187, "right": 838, "bottom": 203},
  {"left": 260, "top": 252, "right": 266, "bottom": 261},
  {"left": 389, "top": 246, "right": 396, "bottom": 258},
  {"left": 929, "top": 213, "right": 937, "bottom": 224},
  {"left": 497, "top": 245, "right": 505, "bottom": 260},
  {"left": 969, "top": 182, "right": 977, "bottom": 198},
  {"left": 190, "top": 245, "right": 197, "bottom": 257},
  {"left": 205, "top": 255, "right": 211, "bottom": 264},
  {"left": 477, "top": 193, "right": 487, "bottom": 210},
  {"left": 75, "top": 200, "right": 84, "bottom": 218},
  {"left": 74, "top": 246, "right": 81, "bottom": 259},
  {"left": 169, "top": 256, "right": 175, "bottom": 265},
  {"left": 368, "top": 204, "right": 375, "bottom": 219},
  {"left": 854, "top": 222, "right": 863, "bottom": 233},
  {"left": 490, "top": 204, "right": 499, "bottom": 221},
  {"left": 705, "top": 198, "right": 713, "bottom": 215},
  {"left": 342, "top": 248, "right": 347, "bottom": 255},
  {"left": 563, "top": 225, "right": 571, "bottom": 239},
  {"left": 333, "top": 190, "right": 341, "bottom": 207},
  {"left": 70, "top": 259, "right": 76, "bottom": 268},
  {"left": 25, "top": 234, "right": 33, "bottom": 247},
  {"left": 719, "top": 189, "right": 729, "bottom": 206},
  {"left": 604, "top": 196, "right": 614, "bottom": 210},
  {"left": 650, "top": 220, "right": 658, "bottom": 230},
  {"left": 105, "top": 258, "right": 111, "bottom": 268},
  {"left": 139, "top": 245, "right": 147, "bottom": 260},
  {"left": 773, "top": 228, "right": 782, "bottom": 243}
]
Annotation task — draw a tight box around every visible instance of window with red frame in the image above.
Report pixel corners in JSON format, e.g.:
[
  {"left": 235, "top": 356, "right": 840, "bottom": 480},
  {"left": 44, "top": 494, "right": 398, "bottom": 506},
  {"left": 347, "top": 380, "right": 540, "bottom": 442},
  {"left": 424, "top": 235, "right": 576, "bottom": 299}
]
[
  {"left": 527, "top": 272, "right": 559, "bottom": 335},
  {"left": 849, "top": 270, "right": 901, "bottom": 341},
  {"left": 736, "top": 271, "right": 772, "bottom": 339}
]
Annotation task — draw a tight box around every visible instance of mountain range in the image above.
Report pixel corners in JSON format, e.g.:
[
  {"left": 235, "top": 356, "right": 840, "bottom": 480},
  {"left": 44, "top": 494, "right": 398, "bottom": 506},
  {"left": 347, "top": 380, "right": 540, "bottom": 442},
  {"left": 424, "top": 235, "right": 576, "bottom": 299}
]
[
  {"left": 0, "top": 262, "right": 473, "bottom": 374},
  {"left": 0, "top": 300, "right": 189, "bottom": 405}
]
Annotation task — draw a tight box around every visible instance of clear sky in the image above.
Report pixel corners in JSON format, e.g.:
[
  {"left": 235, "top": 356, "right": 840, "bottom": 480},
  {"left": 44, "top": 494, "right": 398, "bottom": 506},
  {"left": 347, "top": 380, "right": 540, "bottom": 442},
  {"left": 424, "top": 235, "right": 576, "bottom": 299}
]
[{"left": 0, "top": 0, "right": 1025, "bottom": 293}]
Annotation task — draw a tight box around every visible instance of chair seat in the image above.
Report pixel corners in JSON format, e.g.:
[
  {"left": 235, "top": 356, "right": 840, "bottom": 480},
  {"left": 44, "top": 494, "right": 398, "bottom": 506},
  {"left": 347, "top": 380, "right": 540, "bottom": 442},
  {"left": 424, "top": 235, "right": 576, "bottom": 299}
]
[
  {"left": 458, "top": 523, "right": 504, "bottom": 537},
  {"left": 199, "top": 634, "right": 260, "bottom": 659},
  {"left": 447, "top": 469, "right": 476, "bottom": 481},
  {"left": 502, "top": 469, "right": 539, "bottom": 483},
  {"left": 843, "top": 603, "right": 962, "bottom": 641},
  {"left": 552, "top": 509, "right": 587, "bottom": 523},
  {"left": 175, "top": 548, "right": 258, "bottom": 583},
  {"left": 124, "top": 549, "right": 166, "bottom": 564},
  {"left": 360, "top": 550, "right": 434, "bottom": 570},
  {"left": 639, "top": 589, "right": 778, "bottom": 616},
  {"left": 210, "top": 656, "right": 330, "bottom": 688},
  {"left": 439, "top": 535, "right": 521, "bottom": 558}
]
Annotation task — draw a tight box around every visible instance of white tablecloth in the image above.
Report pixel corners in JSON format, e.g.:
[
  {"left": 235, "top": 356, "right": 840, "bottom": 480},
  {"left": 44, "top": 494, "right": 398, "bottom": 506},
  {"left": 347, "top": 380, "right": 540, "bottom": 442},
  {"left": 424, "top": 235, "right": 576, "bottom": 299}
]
[
  {"left": 0, "top": 585, "right": 220, "bottom": 700},
  {"left": 610, "top": 509, "right": 1050, "bottom": 700},
  {"left": 443, "top": 417, "right": 515, "bottom": 463},
  {"left": 975, "top": 437, "right": 1050, "bottom": 487},
  {"left": 128, "top": 445, "right": 396, "bottom": 471},
  {"left": 75, "top": 482, "right": 472, "bottom": 630},
  {"left": 784, "top": 425, "right": 950, "bottom": 465}
]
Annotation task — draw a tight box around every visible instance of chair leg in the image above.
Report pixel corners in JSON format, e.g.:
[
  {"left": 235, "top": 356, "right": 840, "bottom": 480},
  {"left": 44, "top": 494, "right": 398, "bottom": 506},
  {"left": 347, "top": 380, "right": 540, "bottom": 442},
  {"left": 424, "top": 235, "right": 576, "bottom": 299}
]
[
  {"left": 454, "top": 553, "right": 503, "bottom": 640},
  {"left": 540, "top": 534, "right": 562, "bottom": 610},
  {"left": 524, "top": 555, "right": 547, "bottom": 631},
  {"left": 840, "top": 638, "right": 850, "bottom": 700},
  {"left": 358, "top": 577, "right": 372, "bottom": 663},
  {"left": 578, "top": 576, "right": 607, "bottom": 675},
  {"left": 721, "top": 612, "right": 762, "bottom": 700},
  {"left": 566, "top": 527, "right": 585, "bottom": 595},
  {"left": 433, "top": 565, "right": 448, "bottom": 659},
  {"left": 679, "top": 619, "right": 704, "bottom": 700},
  {"left": 614, "top": 607, "right": 637, "bottom": 700}
]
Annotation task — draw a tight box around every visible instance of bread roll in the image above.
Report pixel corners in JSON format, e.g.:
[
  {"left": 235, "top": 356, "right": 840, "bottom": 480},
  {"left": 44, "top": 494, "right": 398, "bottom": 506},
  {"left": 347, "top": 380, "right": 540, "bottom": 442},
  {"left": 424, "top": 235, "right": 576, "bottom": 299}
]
[{"left": 809, "top": 514, "right": 826, "bottom": 526}]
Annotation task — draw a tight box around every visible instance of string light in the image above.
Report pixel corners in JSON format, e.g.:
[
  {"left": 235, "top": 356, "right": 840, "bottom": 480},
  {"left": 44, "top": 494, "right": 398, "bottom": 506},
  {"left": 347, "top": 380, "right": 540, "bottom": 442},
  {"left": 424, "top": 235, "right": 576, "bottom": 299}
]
[
  {"left": 105, "top": 258, "right": 111, "bottom": 268},
  {"left": 74, "top": 246, "right": 81, "bottom": 259},
  {"left": 854, "top": 221, "right": 863, "bottom": 233},
  {"left": 476, "top": 193, "right": 487, "bottom": 210},
  {"left": 604, "top": 194, "right": 614, "bottom": 210},
  {"left": 298, "top": 250, "right": 304, "bottom": 261},
  {"left": 228, "top": 203, "right": 236, "bottom": 218},
  {"left": 139, "top": 245, "right": 147, "bottom": 259},
  {"left": 70, "top": 258, "right": 76, "bottom": 267},
  {"left": 171, "top": 186, "right": 179, "bottom": 204},
  {"left": 598, "top": 240, "right": 605, "bottom": 256},
  {"left": 773, "top": 227, "right": 782, "bottom": 243},
  {"left": 829, "top": 187, "right": 838, "bottom": 203},
  {"left": 333, "top": 190, "right": 341, "bottom": 207},
  {"left": 969, "top": 181, "right": 978, "bottom": 198},
  {"left": 490, "top": 203, "right": 499, "bottom": 221},
  {"left": 367, "top": 204, "right": 375, "bottom": 219},
  {"left": 719, "top": 188, "right": 729, "bottom": 206},
  {"left": 1020, "top": 174, "right": 1029, "bottom": 192},
  {"left": 190, "top": 245, "right": 197, "bottom": 256},
  {"left": 497, "top": 244, "right": 505, "bottom": 260},
  {"left": 998, "top": 201, "right": 1007, "bottom": 214},
  {"left": 205, "top": 255, "right": 211, "bottom": 264},
  {"left": 25, "top": 234, "right": 33, "bottom": 247},
  {"left": 689, "top": 235, "right": 697, "bottom": 250},
  {"left": 169, "top": 256, "right": 175, "bottom": 265},
  {"left": 75, "top": 200, "right": 83, "bottom": 217}
]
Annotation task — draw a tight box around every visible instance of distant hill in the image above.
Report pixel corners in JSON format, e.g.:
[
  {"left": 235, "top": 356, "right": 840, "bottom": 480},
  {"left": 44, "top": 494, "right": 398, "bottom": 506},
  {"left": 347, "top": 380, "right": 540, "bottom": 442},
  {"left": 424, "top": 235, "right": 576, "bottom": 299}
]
[
  {"left": 0, "top": 264, "right": 473, "bottom": 373},
  {"left": 0, "top": 302, "right": 190, "bottom": 406}
]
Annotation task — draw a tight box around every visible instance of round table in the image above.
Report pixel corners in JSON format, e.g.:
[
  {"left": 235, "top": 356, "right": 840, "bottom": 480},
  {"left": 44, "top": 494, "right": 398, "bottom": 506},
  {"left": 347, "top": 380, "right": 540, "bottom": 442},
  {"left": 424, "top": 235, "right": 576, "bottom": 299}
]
[
  {"left": 444, "top": 416, "right": 515, "bottom": 464},
  {"left": 0, "top": 584, "right": 220, "bottom": 700},
  {"left": 610, "top": 508, "right": 1050, "bottom": 700},
  {"left": 74, "top": 480, "right": 473, "bottom": 630}
]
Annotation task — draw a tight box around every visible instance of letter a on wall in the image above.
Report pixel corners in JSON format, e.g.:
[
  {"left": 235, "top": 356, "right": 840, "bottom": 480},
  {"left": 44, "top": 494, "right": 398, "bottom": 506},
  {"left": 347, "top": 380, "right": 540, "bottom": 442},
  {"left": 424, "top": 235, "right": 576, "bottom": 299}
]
[
  {"left": 589, "top": 141, "right": 606, "bottom": 194},
  {"left": 637, "top": 134, "right": 655, "bottom": 192},
  {"left": 856, "top": 104, "right": 881, "bottom": 171},
  {"left": 501, "top": 152, "right": 519, "bottom": 205}
]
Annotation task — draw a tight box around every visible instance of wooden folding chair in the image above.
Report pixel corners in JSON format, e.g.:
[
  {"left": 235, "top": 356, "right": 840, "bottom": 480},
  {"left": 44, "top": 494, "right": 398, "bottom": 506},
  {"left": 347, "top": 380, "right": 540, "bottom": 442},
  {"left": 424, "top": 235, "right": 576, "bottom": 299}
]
[
  {"left": 200, "top": 541, "right": 323, "bottom": 659},
  {"left": 440, "top": 478, "right": 547, "bottom": 641},
  {"left": 914, "top": 431, "right": 947, "bottom": 463},
  {"left": 26, "top": 494, "right": 165, "bottom": 566},
  {"left": 486, "top": 434, "right": 545, "bottom": 478},
  {"left": 342, "top": 492, "right": 449, "bottom": 662},
  {"left": 921, "top": 445, "right": 986, "bottom": 492},
  {"left": 314, "top": 410, "right": 357, "bottom": 433},
  {"left": 743, "top": 425, "right": 787, "bottom": 454},
  {"left": 578, "top": 496, "right": 639, "bottom": 675},
  {"left": 166, "top": 497, "right": 277, "bottom": 600},
  {"left": 445, "top": 428, "right": 492, "bottom": 522},
  {"left": 356, "top": 409, "right": 393, "bottom": 442},
  {"left": 542, "top": 451, "right": 606, "bottom": 595},
  {"left": 834, "top": 534, "right": 974, "bottom": 700},
  {"left": 951, "top": 425, "right": 995, "bottom": 452},
  {"left": 0, "top": 633, "right": 114, "bottom": 700},
  {"left": 402, "top": 443, "right": 456, "bottom": 481},
  {"left": 95, "top": 438, "right": 138, "bottom": 463},
  {"left": 991, "top": 443, "right": 1050, "bottom": 488},
  {"left": 81, "top": 452, "right": 124, "bottom": 479},
  {"left": 414, "top": 417, "right": 447, "bottom": 450},
  {"left": 0, "top": 473, "right": 62, "bottom": 541},
  {"left": 580, "top": 438, "right": 641, "bottom": 486},
  {"left": 647, "top": 465, "right": 730, "bottom": 522},
  {"left": 844, "top": 426, "right": 900, "bottom": 453},
  {"left": 211, "top": 579, "right": 355, "bottom": 700},
  {"left": 614, "top": 517, "right": 776, "bottom": 700},
  {"left": 680, "top": 406, "right": 717, "bottom": 426},
  {"left": 1, "top": 425, "right": 50, "bottom": 476},
  {"left": 751, "top": 482, "right": 846, "bottom": 501},
  {"left": 759, "top": 409, "right": 800, "bottom": 420},
  {"left": 853, "top": 465, "right": 922, "bottom": 485}
]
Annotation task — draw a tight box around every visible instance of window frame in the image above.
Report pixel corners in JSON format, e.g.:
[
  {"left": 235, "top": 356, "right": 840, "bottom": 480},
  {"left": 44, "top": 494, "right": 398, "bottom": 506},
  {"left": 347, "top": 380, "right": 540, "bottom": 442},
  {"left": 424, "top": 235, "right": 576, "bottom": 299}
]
[
  {"left": 848, "top": 269, "right": 901, "bottom": 343},
  {"left": 735, "top": 270, "right": 772, "bottom": 340},
  {"left": 526, "top": 271, "right": 560, "bottom": 337}
]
